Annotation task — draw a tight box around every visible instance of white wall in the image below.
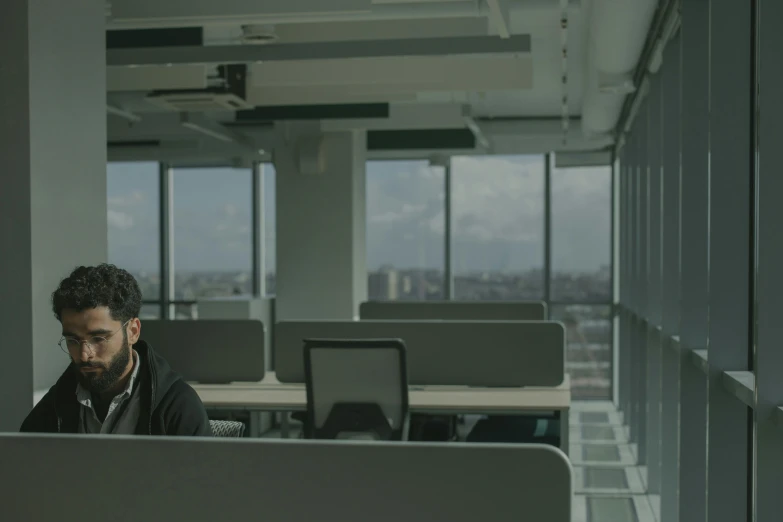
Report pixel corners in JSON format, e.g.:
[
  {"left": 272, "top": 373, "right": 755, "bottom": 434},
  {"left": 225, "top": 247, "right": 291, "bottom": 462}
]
[
  {"left": 274, "top": 130, "right": 367, "bottom": 320},
  {"left": 0, "top": 0, "right": 107, "bottom": 430}
]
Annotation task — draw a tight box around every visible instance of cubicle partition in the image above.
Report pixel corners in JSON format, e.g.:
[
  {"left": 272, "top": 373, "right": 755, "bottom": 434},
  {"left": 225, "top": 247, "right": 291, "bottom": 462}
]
[
  {"left": 359, "top": 300, "right": 547, "bottom": 321},
  {"left": 1, "top": 434, "right": 572, "bottom": 522},
  {"left": 198, "top": 296, "right": 275, "bottom": 370},
  {"left": 275, "top": 320, "right": 565, "bottom": 387},
  {"left": 141, "top": 319, "right": 265, "bottom": 383}
]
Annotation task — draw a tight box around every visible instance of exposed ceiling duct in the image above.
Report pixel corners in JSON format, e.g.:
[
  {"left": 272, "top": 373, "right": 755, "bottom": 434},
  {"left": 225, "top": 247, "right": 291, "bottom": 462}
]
[{"left": 580, "top": 0, "right": 658, "bottom": 138}]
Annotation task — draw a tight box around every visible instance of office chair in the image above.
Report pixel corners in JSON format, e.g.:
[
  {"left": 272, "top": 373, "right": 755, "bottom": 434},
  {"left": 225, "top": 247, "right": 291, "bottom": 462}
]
[
  {"left": 209, "top": 419, "right": 246, "bottom": 438},
  {"left": 303, "top": 338, "right": 409, "bottom": 441}
]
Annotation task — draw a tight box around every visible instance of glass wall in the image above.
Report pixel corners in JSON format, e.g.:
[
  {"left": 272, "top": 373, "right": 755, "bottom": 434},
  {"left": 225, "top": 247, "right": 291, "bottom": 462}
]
[
  {"left": 366, "top": 160, "right": 446, "bottom": 300},
  {"left": 107, "top": 162, "right": 272, "bottom": 319},
  {"left": 551, "top": 304, "right": 613, "bottom": 399},
  {"left": 365, "top": 155, "right": 614, "bottom": 399},
  {"left": 451, "top": 155, "right": 546, "bottom": 300},
  {"left": 107, "top": 162, "right": 161, "bottom": 301},
  {"left": 171, "top": 167, "right": 253, "bottom": 305},
  {"left": 108, "top": 156, "right": 615, "bottom": 398},
  {"left": 551, "top": 163, "right": 613, "bottom": 399},
  {"left": 551, "top": 165, "right": 612, "bottom": 302}
]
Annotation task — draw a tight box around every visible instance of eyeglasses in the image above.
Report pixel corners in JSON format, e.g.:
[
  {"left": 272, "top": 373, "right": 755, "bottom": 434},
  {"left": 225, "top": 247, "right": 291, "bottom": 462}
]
[{"left": 58, "top": 320, "right": 130, "bottom": 357}]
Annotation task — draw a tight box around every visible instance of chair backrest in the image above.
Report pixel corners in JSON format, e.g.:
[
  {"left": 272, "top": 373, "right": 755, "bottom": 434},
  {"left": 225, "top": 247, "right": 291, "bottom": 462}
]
[
  {"left": 140, "top": 319, "right": 265, "bottom": 383},
  {"left": 304, "top": 338, "right": 409, "bottom": 441},
  {"left": 359, "top": 300, "right": 547, "bottom": 321},
  {"left": 209, "top": 420, "right": 246, "bottom": 438},
  {"left": 277, "top": 320, "right": 565, "bottom": 387}
]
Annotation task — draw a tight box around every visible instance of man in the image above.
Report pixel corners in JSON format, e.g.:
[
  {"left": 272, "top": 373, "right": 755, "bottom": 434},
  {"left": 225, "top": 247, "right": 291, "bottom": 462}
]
[{"left": 21, "top": 263, "right": 211, "bottom": 436}]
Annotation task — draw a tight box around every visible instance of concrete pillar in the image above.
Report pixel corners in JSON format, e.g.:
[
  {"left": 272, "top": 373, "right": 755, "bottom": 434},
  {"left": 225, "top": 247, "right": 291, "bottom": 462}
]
[
  {"left": 0, "top": 0, "right": 107, "bottom": 430},
  {"left": 274, "top": 130, "right": 367, "bottom": 320}
]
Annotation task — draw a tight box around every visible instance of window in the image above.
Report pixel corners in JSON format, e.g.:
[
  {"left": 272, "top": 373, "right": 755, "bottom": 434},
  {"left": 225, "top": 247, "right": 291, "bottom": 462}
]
[
  {"left": 451, "top": 155, "right": 546, "bottom": 300},
  {"left": 263, "top": 163, "right": 276, "bottom": 295},
  {"left": 139, "top": 304, "right": 161, "bottom": 320},
  {"left": 366, "top": 160, "right": 446, "bottom": 300},
  {"left": 107, "top": 162, "right": 161, "bottom": 301},
  {"left": 551, "top": 164, "right": 612, "bottom": 302},
  {"left": 551, "top": 304, "right": 612, "bottom": 399},
  {"left": 171, "top": 167, "right": 253, "bottom": 301}
]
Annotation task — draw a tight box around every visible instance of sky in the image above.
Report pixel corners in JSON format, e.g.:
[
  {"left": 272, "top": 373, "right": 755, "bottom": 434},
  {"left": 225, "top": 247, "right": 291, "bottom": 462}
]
[
  {"left": 366, "top": 156, "right": 611, "bottom": 273},
  {"left": 107, "top": 156, "right": 611, "bottom": 275}
]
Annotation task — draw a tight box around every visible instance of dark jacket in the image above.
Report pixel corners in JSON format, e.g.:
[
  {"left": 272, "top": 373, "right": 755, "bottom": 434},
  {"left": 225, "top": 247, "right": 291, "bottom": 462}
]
[{"left": 20, "top": 340, "right": 211, "bottom": 436}]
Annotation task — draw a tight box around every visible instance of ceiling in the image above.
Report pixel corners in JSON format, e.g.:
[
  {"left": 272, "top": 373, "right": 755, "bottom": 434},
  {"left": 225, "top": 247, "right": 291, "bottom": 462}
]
[{"left": 105, "top": 0, "right": 659, "bottom": 165}]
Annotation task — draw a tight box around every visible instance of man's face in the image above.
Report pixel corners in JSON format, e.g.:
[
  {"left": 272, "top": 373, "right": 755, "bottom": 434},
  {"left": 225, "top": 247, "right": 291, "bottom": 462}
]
[{"left": 60, "top": 307, "right": 136, "bottom": 394}]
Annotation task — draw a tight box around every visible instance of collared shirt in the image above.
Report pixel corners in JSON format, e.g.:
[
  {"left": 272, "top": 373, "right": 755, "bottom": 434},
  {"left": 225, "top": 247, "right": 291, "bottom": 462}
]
[{"left": 76, "top": 349, "right": 142, "bottom": 434}]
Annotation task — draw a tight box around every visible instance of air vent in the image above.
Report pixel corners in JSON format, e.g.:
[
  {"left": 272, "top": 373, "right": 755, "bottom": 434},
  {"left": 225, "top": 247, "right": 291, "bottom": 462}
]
[{"left": 146, "top": 91, "right": 254, "bottom": 112}]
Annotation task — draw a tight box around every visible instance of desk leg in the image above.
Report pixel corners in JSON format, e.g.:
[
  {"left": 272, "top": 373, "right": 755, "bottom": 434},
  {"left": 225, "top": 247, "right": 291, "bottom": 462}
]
[
  {"left": 281, "top": 412, "right": 290, "bottom": 439},
  {"left": 249, "top": 411, "right": 261, "bottom": 438},
  {"left": 559, "top": 409, "right": 570, "bottom": 456}
]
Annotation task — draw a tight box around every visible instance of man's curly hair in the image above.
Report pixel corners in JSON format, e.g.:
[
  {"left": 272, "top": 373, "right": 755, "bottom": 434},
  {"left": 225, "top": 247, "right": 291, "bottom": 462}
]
[{"left": 52, "top": 264, "right": 142, "bottom": 323}]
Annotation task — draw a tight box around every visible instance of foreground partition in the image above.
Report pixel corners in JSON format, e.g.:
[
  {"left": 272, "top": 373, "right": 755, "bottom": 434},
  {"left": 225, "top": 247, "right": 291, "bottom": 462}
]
[
  {"left": 1, "top": 434, "right": 572, "bottom": 522},
  {"left": 275, "top": 320, "right": 565, "bottom": 386}
]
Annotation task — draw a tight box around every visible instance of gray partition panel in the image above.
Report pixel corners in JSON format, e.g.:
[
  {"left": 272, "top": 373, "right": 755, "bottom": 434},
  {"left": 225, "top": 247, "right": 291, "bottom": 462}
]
[
  {"left": 276, "top": 320, "right": 565, "bottom": 386},
  {"left": 140, "top": 319, "right": 265, "bottom": 383},
  {"left": 0, "top": 434, "right": 572, "bottom": 522},
  {"left": 360, "top": 300, "right": 547, "bottom": 321}
]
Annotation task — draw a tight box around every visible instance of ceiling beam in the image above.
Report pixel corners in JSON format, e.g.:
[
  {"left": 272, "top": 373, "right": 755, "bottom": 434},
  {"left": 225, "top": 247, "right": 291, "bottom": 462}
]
[
  {"left": 108, "top": 0, "right": 372, "bottom": 27},
  {"left": 320, "top": 103, "right": 468, "bottom": 131},
  {"left": 106, "top": 0, "right": 491, "bottom": 29},
  {"left": 107, "top": 34, "right": 531, "bottom": 66}
]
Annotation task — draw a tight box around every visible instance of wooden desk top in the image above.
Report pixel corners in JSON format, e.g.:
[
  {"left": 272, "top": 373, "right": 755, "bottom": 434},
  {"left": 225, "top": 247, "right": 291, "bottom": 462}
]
[{"left": 191, "top": 372, "right": 570, "bottom": 414}]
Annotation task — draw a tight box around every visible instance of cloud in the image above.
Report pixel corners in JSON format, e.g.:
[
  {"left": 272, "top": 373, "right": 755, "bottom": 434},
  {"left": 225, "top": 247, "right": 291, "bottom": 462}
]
[
  {"left": 450, "top": 155, "right": 545, "bottom": 243},
  {"left": 107, "top": 210, "right": 134, "bottom": 231}
]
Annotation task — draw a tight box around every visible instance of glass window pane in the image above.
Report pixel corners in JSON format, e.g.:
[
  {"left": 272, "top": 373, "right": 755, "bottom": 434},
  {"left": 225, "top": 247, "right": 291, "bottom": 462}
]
[
  {"left": 173, "top": 303, "right": 198, "bottom": 320},
  {"left": 551, "top": 164, "right": 612, "bottom": 302},
  {"left": 452, "top": 155, "right": 545, "bottom": 300},
  {"left": 263, "top": 163, "right": 276, "bottom": 296},
  {"left": 551, "top": 304, "right": 612, "bottom": 400},
  {"left": 172, "top": 167, "right": 253, "bottom": 300},
  {"left": 107, "top": 162, "right": 160, "bottom": 300},
  {"left": 366, "top": 160, "right": 445, "bottom": 300},
  {"left": 139, "top": 304, "right": 161, "bottom": 319}
]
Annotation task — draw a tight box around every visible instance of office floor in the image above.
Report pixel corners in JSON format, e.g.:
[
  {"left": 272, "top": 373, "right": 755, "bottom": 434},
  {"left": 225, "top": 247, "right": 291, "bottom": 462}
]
[{"left": 571, "top": 401, "right": 658, "bottom": 522}]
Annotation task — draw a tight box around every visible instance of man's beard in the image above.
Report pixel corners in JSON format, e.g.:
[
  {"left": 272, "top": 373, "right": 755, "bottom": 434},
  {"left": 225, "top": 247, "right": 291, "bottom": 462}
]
[{"left": 73, "top": 337, "right": 132, "bottom": 394}]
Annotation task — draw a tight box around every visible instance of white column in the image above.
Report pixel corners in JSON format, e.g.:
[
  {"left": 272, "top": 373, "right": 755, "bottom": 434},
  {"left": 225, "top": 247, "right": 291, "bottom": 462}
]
[
  {"left": 274, "top": 130, "right": 367, "bottom": 320},
  {"left": 0, "top": 0, "right": 107, "bottom": 430}
]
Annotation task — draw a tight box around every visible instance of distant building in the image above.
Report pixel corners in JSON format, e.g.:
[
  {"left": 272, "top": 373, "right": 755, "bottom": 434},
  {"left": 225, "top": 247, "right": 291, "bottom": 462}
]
[{"left": 368, "top": 269, "right": 399, "bottom": 300}]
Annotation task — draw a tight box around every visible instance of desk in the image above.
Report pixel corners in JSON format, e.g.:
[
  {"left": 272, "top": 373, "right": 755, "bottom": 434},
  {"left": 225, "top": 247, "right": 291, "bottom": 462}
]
[{"left": 191, "top": 372, "right": 571, "bottom": 452}]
